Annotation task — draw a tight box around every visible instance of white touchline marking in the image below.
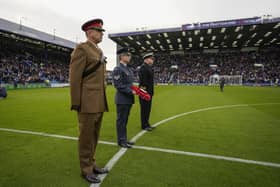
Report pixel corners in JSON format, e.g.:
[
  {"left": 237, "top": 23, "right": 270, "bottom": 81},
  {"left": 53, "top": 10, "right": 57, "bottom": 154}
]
[
  {"left": 132, "top": 145, "right": 280, "bottom": 168},
  {"left": 1, "top": 127, "right": 280, "bottom": 169},
  {"left": 92, "top": 102, "right": 280, "bottom": 187},
  {"left": 0, "top": 128, "right": 76, "bottom": 140},
  {"left": 0, "top": 127, "right": 116, "bottom": 146}
]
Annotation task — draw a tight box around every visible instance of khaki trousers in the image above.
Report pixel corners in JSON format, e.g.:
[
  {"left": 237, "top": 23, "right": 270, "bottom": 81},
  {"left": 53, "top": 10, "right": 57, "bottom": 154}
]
[{"left": 77, "top": 112, "right": 103, "bottom": 175}]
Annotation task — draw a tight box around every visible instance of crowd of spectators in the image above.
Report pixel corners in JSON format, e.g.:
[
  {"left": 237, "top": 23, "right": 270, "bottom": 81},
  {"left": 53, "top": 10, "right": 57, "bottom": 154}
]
[
  {"left": 1, "top": 48, "right": 279, "bottom": 86},
  {"left": 0, "top": 50, "right": 69, "bottom": 85},
  {"left": 131, "top": 49, "right": 280, "bottom": 85}
]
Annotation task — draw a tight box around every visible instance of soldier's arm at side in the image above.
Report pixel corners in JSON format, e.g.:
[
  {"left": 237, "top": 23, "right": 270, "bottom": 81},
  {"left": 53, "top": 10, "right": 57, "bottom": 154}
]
[
  {"left": 69, "top": 46, "right": 87, "bottom": 110},
  {"left": 112, "top": 68, "right": 133, "bottom": 95}
]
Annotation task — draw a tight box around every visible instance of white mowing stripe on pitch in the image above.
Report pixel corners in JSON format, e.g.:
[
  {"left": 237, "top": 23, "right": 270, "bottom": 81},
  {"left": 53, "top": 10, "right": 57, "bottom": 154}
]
[
  {"left": 94, "top": 102, "right": 280, "bottom": 187},
  {"left": 1, "top": 127, "right": 280, "bottom": 169}
]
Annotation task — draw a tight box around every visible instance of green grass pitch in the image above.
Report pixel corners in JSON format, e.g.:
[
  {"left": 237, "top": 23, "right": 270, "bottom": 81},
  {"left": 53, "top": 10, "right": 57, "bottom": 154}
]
[{"left": 0, "top": 85, "right": 280, "bottom": 187}]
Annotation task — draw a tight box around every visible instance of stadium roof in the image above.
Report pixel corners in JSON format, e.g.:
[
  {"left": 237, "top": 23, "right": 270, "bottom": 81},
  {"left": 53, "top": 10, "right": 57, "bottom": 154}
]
[
  {"left": 109, "top": 16, "right": 280, "bottom": 54},
  {"left": 0, "top": 18, "right": 76, "bottom": 49}
]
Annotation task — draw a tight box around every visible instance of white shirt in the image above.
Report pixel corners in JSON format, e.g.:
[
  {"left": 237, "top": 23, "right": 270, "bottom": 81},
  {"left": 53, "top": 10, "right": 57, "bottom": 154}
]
[{"left": 120, "top": 61, "right": 128, "bottom": 66}]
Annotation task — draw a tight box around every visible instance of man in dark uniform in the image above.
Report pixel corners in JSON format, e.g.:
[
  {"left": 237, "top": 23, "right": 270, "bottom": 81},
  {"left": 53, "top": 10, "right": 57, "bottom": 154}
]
[
  {"left": 69, "top": 18, "right": 109, "bottom": 183},
  {"left": 138, "top": 53, "right": 155, "bottom": 131},
  {"left": 0, "top": 86, "right": 7, "bottom": 98},
  {"left": 112, "top": 48, "right": 135, "bottom": 148},
  {"left": 220, "top": 77, "right": 225, "bottom": 92}
]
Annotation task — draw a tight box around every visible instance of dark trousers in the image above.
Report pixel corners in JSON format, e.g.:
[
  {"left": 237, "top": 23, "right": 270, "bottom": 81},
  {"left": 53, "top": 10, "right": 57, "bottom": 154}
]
[
  {"left": 220, "top": 85, "right": 224, "bottom": 92},
  {"left": 0, "top": 87, "right": 7, "bottom": 98},
  {"left": 139, "top": 97, "right": 152, "bottom": 129},
  {"left": 116, "top": 104, "right": 132, "bottom": 144}
]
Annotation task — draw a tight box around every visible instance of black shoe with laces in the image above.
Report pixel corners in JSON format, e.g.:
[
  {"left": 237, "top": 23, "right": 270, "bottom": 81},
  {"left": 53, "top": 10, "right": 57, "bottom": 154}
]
[
  {"left": 143, "top": 127, "right": 153, "bottom": 131},
  {"left": 81, "top": 173, "right": 101, "bottom": 183},
  {"left": 93, "top": 167, "right": 109, "bottom": 175},
  {"left": 126, "top": 141, "right": 135, "bottom": 145},
  {"left": 118, "top": 142, "right": 132, "bottom": 148}
]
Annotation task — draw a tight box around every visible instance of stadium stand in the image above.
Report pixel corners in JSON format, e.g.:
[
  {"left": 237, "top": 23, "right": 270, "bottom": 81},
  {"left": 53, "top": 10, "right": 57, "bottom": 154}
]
[
  {"left": 128, "top": 49, "right": 280, "bottom": 85},
  {"left": 0, "top": 49, "right": 69, "bottom": 84},
  {"left": 109, "top": 16, "right": 280, "bottom": 86},
  {"left": 1, "top": 17, "right": 280, "bottom": 87},
  {"left": 0, "top": 18, "right": 74, "bottom": 87}
]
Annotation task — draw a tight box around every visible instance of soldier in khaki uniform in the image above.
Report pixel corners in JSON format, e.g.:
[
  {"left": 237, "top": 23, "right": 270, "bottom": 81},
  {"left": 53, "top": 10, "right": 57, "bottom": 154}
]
[{"left": 69, "top": 18, "right": 109, "bottom": 184}]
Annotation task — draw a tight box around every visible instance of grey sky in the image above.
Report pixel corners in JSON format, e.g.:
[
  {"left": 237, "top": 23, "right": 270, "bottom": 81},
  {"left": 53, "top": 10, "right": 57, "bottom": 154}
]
[{"left": 0, "top": 0, "right": 279, "bottom": 70}]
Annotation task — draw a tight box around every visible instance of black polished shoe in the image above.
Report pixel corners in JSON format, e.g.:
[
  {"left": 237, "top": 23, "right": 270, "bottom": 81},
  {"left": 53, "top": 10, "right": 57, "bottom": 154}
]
[
  {"left": 82, "top": 173, "right": 101, "bottom": 183},
  {"left": 118, "top": 142, "right": 132, "bottom": 148},
  {"left": 126, "top": 141, "right": 135, "bottom": 145},
  {"left": 143, "top": 127, "right": 153, "bottom": 131},
  {"left": 94, "top": 167, "right": 109, "bottom": 175}
]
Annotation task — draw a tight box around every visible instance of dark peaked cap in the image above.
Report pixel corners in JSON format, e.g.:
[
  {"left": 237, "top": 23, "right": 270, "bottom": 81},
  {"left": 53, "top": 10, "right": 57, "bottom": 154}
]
[
  {"left": 117, "top": 48, "right": 130, "bottom": 55},
  {"left": 81, "top": 18, "right": 105, "bottom": 32}
]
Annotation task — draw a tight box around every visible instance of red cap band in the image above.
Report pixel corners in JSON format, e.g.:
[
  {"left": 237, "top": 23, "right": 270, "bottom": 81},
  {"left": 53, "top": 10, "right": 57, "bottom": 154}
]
[{"left": 85, "top": 22, "right": 102, "bottom": 31}]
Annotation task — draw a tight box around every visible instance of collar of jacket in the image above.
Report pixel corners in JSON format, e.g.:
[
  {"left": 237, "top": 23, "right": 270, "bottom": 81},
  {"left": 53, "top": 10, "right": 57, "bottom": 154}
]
[
  {"left": 143, "top": 63, "right": 152, "bottom": 68},
  {"left": 86, "top": 40, "right": 103, "bottom": 55},
  {"left": 120, "top": 62, "right": 128, "bottom": 67},
  {"left": 87, "top": 40, "right": 99, "bottom": 48}
]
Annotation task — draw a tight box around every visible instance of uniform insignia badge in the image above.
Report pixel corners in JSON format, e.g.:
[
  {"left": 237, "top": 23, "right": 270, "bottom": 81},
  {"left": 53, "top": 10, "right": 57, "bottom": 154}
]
[
  {"left": 122, "top": 69, "right": 129, "bottom": 76},
  {"left": 114, "top": 75, "right": 120, "bottom": 80}
]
